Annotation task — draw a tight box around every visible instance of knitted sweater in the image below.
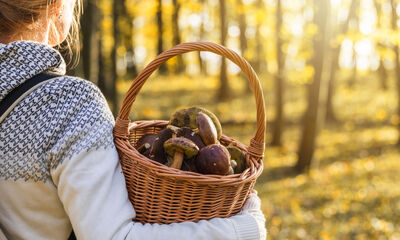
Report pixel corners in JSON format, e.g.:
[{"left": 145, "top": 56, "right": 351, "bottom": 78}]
[{"left": 0, "top": 41, "right": 263, "bottom": 240}]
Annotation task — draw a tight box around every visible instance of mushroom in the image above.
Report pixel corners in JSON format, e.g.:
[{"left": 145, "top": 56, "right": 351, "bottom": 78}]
[
  {"left": 164, "top": 137, "right": 199, "bottom": 169},
  {"left": 150, "top": 127, "right": 178, "bottom": 164},
  {"left": 142, "top": 149, "right": 151, "bottom": 159},
  {"left": 136, "top": 134, "right": 157, "bottom": 154},
  {"left": 181, "top": 157, "right": 198, "bottom": 172},
  {"left": 227, "top": 166, "right": 234, "bottom": 175},
  {"left": 169, "top": 107, "right": 222, "bottom": 140},
  {"left": 196, "top": 112, "right": 218, "bottom": 146},
  {"left": 227, "top": 145, "right": 247, "bottom": 174},
  {"left": 177, "top": 127, "right": 206, "bottom": 149},
  {"left": 195, "top": 144, "right": 231, "bottom": 175},
  {"left": 230, "top": 160, "right": 238, "bottom": 169}
]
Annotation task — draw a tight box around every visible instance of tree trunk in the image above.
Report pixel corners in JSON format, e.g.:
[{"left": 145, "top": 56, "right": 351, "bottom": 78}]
[
  {"left": 271, "top": 0, "right": 284, "bottom": 146},
  {"left": 217, "top": 0, "right": 231, "bottom": 100},
  {"left": 237, "top": 0, "right": 251, "bottom": 93},
  {"left": 254, "top": 0, "right": 265, "bottom": 73},
  {"left": 347, "top": 1, "right": 360, "bottom": 88},
  {"left": 111, "top": 0, "right": 121, "bottom": 116},
  {"left": 197, "top": 0, "right": 207, "bottom": 75},
  {"left": 325, "top": 0, "right": 357, "bottom": 123},
  {"left": 121, "top": 0, "right": 138, "bottom": 78},
  {"left": 157, "top": 0, "right": 167, "bottom": 74},
  {"left": 81, "top": 0, "right": 100, "bottom": 85},
  {"left": 296, "top": 0, "right": 330, "bottom": 173},
  {"left": 172, "top": 0, "right": 185, "bottom": 73},
  {"left": 378, "top": 55, "right": 388, "bottom": 90},
  {"left": 390, "top": 0, "right": 400, "bottom": 144},
  {"left": 98, "top": 38, "right": 106, "bottom": 97},
  {"left": 374, "top": 0, "right": 388, "bottom": 90}
]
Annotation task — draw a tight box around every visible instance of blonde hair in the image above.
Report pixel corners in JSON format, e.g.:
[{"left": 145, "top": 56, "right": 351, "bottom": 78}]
[{"left": 0, "top": 0, "right": 82, "bottom": 67}]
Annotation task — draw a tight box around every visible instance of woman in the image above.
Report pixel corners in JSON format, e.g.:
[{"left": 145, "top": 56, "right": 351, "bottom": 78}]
[{"left": 0, "top": 0, "right": 266, "bottom": 239}]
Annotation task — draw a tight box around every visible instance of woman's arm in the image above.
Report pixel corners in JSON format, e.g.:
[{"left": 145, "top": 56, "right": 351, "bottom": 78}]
[
  {"left": 48, "top": 77, "right": 266, "bottom": 240},
  {"left": 52, "top": 147, "right": 263, "bottom": 240}
]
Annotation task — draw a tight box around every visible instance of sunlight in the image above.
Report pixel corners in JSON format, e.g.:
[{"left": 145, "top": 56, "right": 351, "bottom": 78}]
[
  {"left": 340, "top": 39, "right": 354, "bottom": 69},
  {"left": 330, "top": 0, "right": 342, "bottom": 9}
]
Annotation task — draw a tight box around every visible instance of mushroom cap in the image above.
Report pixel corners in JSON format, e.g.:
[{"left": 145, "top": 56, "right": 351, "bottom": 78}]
[
  {"left": 136, "top": 134, "right": 157, "bottom": 154},
  {"left": 227, "top": 145, "right": 247, "bottom": 174},
  {"left": 181, "top": 158, "right": 198, "bottom": 172},
  {"left": 196, "top": 112, "right": 218, "bottom": 145},
  {"left": 177, "top": 127, "right": 206, "bottom": 149},
  {"left": 169, "top": 107, "right": 222, "bottom": 140},
  {"left": 150, "top": 127, "right": 177, "bottom": 164},
  {"left": 195, "top": 144, "right": 231, "bottom": 175},
  {"left": 164, "top": 137, "right": 199, "bottom": 159}
]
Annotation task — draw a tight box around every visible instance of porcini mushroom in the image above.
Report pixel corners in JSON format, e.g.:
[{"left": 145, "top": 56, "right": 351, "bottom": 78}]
[
  {"left": 177, "top": 127, "right": 206, "bottom": 149},
  {"left": 164, "top": 137, "right": 199, "bottom": 169},
  {"left": 181, "top": 158, "right": 198, "bottom": 172},
  {"left": 195, "top": 144, "right": 231, "bottom": 175},
  {"left": 150, "top": 127, "right": 178, "bottom": 164},
  {"left": 169, "top": 107, "right": 222, "bottom": 140},
  {"left": 227, "top": 145, "right": 247, "bottom": 174},
  {"left": 136, "top": 134, "right": 157, "bottom": 154},
  {"left": 196, "top": 112, "right": 218, "bottom": 145}
]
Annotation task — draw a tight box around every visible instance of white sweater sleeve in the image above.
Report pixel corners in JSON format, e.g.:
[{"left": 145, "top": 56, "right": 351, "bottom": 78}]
[
  {"left": 48, "top": 78, "right": 260, "bottom": 240},
  {"left": 51, "top": 147, "right": 260, "bottom": 240}
]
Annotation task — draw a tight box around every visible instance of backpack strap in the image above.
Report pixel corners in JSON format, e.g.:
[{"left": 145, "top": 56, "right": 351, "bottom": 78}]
[
  {"left": 0, "top": 228, "right": 7, "bottom": 240},
  {"left": 0, "top": 72, "right": 75, "bottom": 239},
  {"left": 0, "top": 73, "right": 61, "bottom": 124}
]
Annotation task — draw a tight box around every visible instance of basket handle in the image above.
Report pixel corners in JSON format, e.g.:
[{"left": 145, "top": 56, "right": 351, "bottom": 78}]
[{"left": 115, "top": 42, "right": 266, "bottom": 158}]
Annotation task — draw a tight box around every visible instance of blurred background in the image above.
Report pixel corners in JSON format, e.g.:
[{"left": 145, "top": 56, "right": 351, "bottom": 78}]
[{"left": 68, "top": 0, "right": 400, "bottom": 239}]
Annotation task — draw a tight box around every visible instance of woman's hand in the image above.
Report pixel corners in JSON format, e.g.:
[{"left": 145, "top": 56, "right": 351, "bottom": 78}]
[{"left": 238, "top": 191, "right": 267, "bottom": 240}]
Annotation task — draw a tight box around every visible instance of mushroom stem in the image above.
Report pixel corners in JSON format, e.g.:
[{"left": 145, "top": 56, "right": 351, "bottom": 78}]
[{"left": 170, "top": 150, "right": 184, "bottom": 169}]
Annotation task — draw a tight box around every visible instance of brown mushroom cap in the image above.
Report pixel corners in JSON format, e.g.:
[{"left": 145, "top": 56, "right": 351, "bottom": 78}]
[
  {"left": 150, "top": 127, "right": 177, "bottom": 164},
  {"left": 196, "top": 112, "right": 218, "bottom": 146},
  {"left": 169, "top": 107, "right": 222, "bottom": 140},
  {"left": 136, "top": 134, "right": 157, "bottom": 154},
  {"left": 227, "top": 145, "right": 247, "bottom": 174},
  {"left": 195, "top": 144, "right": 231, "bottom": 175},
  {"left": 177, "top": 127, "right": 206, "bottom": 149},
  {"left": 164, "top": 137, "right": 199, "bottom": 169},
  {"left": 164, "top": 137, "right": 199, "bottom": 159}
]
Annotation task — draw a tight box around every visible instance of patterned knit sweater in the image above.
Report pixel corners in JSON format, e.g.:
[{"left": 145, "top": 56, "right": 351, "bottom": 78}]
[{"left": 0, "top": 41, "right": 264, "bottom": 240}]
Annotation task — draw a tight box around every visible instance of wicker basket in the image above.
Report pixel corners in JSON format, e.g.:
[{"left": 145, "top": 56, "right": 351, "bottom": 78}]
[{"left": 113, "top": 42, "right": 266, "bottom": 224}]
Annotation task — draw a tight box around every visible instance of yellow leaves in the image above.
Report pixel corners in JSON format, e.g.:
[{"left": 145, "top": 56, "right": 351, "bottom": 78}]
[
  {"left": 375, "top": 109, "right": 387, "bottom": 121},
  {"left": 303, "top": 65, "right": 314, "bottom": 80},
  {"left": 255, "top": 9, "right": 267, "bottom": 24},
  {"left": 305, "top": 23, "right": 318, "bottom": 36},
  {"left": 117, "top": 46, "right": 126, "bottom": 57},
  {"left": 142, "top": 107, "right": 162, "bottom": 119},
  {"left": 290, "top": 199, "right": 304, "bottom": 222},
  {"left": 390, "top": 115, "right": 400, "bottom": 125}
]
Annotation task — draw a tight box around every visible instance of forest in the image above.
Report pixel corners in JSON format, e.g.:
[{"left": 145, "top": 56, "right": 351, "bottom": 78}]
[{"left": 66, "top": 0, "right": 400, "bottom": 239}]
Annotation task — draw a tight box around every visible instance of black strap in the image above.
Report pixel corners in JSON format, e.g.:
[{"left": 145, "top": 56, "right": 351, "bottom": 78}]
[
  {"left": 0, "top": 73, "right": 61, "bottom": 117},
  {"left": 0, "top": 72, "right": 75, "bottom": 239},
  {"left": 68, "top": 231, "right": 77, "bottom": 240}
]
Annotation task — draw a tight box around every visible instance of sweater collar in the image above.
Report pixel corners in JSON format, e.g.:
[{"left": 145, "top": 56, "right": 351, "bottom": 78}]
[{"left": 0, "top": 41, "right": 66, "bottom": 101}]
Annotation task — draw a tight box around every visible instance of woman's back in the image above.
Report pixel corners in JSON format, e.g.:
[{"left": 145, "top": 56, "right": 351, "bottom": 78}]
[
  {"left": 0, "top": 1, "right": 266, "bottom": 238},
  {"left": 0, "top": 41, "right": 116, "bottom": 239}
]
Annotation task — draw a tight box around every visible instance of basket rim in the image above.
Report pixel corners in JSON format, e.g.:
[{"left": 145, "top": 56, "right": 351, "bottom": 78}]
[{"left": 114, "top": 120, "right": 263, "bottom": 186}]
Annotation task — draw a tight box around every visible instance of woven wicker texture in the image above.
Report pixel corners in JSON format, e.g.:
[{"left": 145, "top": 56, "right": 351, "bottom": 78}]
[{"left": 113, "top": 42, "right": 266, "bottom": 224}]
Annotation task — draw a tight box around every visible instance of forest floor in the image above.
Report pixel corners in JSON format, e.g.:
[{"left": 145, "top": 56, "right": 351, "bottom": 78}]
[{"left": 118, "top": 71, "right": 400, "bottom": 239}]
